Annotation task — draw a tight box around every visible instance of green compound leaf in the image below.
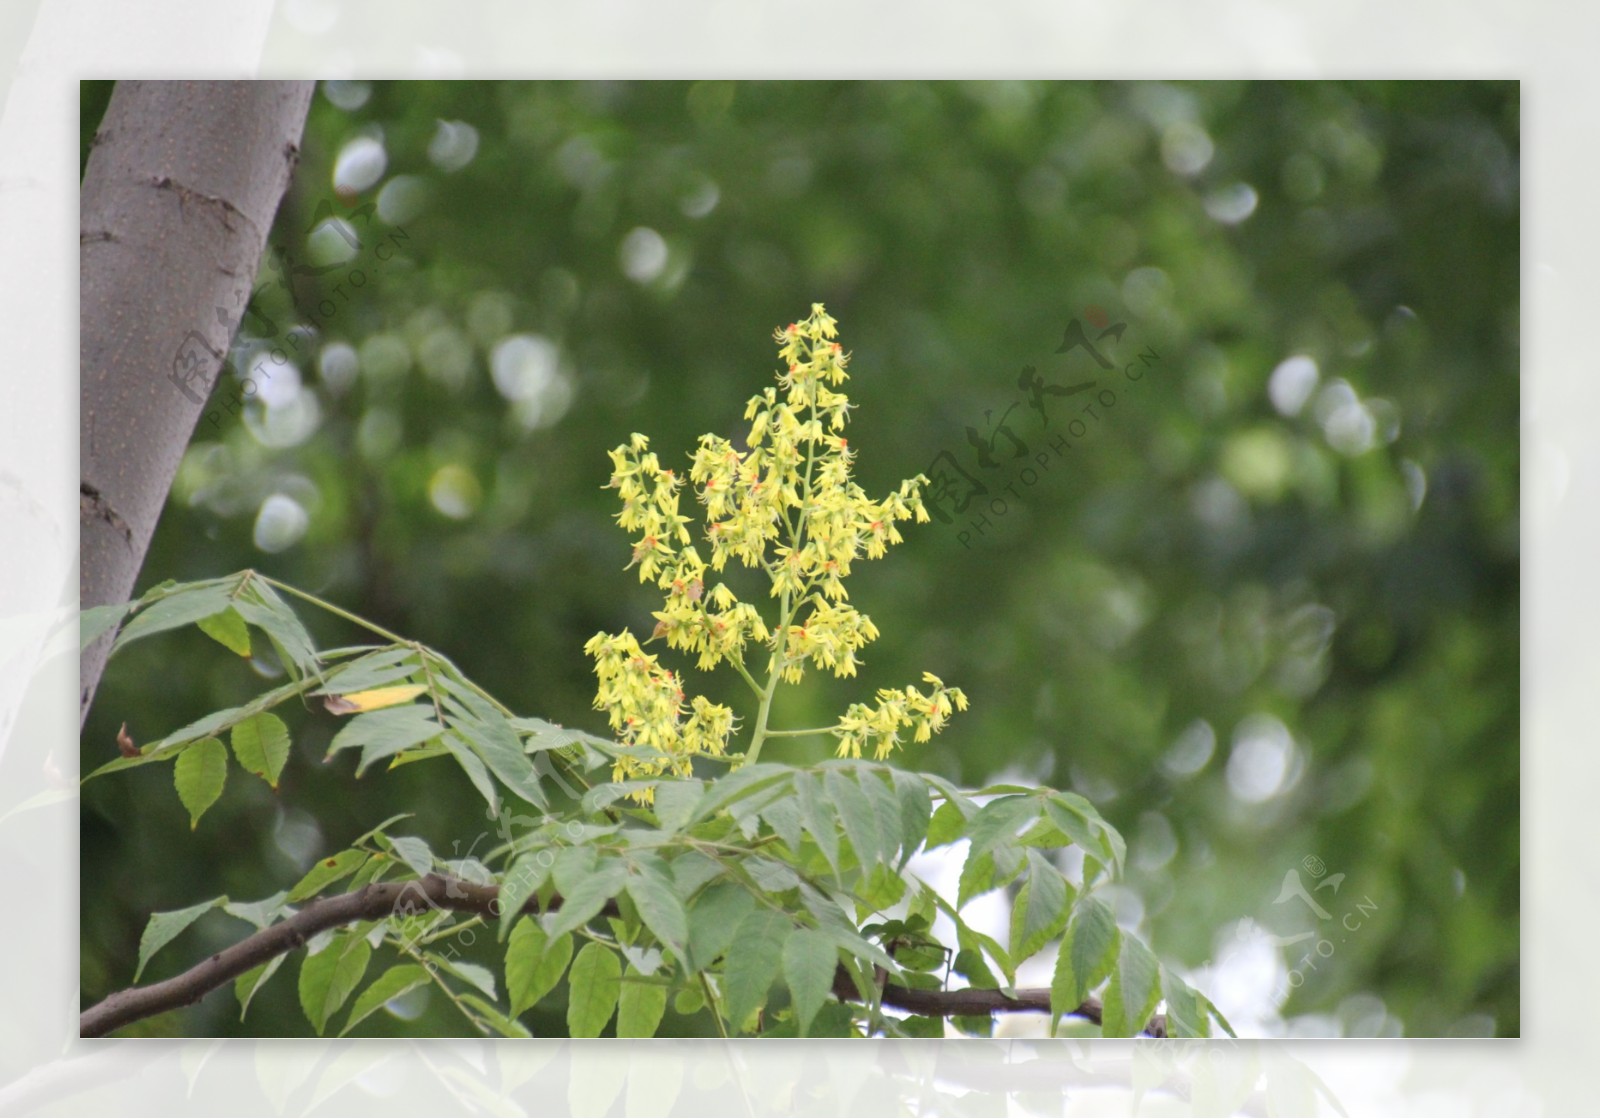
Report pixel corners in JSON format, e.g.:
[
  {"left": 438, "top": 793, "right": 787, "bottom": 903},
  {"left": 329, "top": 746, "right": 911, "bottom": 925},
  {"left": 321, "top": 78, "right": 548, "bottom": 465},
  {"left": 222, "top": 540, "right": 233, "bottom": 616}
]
[
  {"left": 173, "top": 736, "right": 227, "bottom": 829},
  {"left": 287, "top": 849, "right": 369, "bottom": 903},
  {"left": 1100, "top": 933, "right": 1161, "bottom": 1038},
  {"left": 506, "top": 918, "right": 573, "bottom": 1017},
  {"left": 626, "top": 860, "right": 689, "bottom": 960},
  {"left": 686, "top": 882, "right": 755, "bottom": 972},
  {"left": 722, "top": 909, "right": 790, "bottom": 1032},
  {"left": 230, "top": 712, "right": 289, "bottom": 789},
  {"left": 567, "top": 941, "right": 622, "bottom": 1038},
  {"left": 235, "top": 956, "right": 284, "bottom": 1020},
  {"left": 136, "top": 896, "right": 228, "bottom": 981},
  {"left": 1051, "top": 895, "right": 1121, "bottom": 1027},
  {"left": 544, "top": 857, "right": 627, "bottom": 942},
  {"left": 112, "top": 581, "right": 238, "bottom": 654},
  {"left": 298, "top": 933, "right": 372, "bottom": 1036},
  {"left": 824, "top": 768, "right": 880, "bottom": 868},
  {"left": 616, "top": 966, "right": 668, "bottom": 1038},
  {"left": 794, "top": 773, "right": 840, "bottom": 877},
  {"left": 496, "top": 850, "right": 551, "bottom": 939},
  {"left": 79, "top": 602, "right": 132, "bottom": 650},
  {"left": 1010, "top": 850, "right": 1073, "bottom": 963},
  {"left": 782, "top": 927, "right": 838, "bottom": 1037},
  {"left": 340, "top": 964, "right": 430, "bottom": 1036},
  {"left": 196, "top": 607, "right": 251, "bottom": 657}
]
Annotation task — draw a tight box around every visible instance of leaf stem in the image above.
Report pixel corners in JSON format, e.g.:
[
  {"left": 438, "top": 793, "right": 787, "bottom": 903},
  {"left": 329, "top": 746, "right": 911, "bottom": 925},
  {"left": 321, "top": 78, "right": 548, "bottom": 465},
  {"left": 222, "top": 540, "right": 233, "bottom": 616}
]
[
  {"left": 257, "top": 573, "right": 411, "bottom": 646},
  {"left": 699, "top": 973, "right": 731, "bottom": 1038}
]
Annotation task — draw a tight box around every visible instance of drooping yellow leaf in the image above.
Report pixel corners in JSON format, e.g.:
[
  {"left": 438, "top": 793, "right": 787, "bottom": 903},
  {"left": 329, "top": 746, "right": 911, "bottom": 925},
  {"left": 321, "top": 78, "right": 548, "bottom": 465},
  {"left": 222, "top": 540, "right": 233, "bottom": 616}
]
[{"left": 322, "top": 684, "right": 428, "bottom": 715}]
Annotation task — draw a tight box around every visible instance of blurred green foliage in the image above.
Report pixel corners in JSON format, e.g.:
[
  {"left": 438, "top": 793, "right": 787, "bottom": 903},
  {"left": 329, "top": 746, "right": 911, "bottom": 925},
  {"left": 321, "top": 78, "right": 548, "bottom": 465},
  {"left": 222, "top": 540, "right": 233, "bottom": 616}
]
[{"left": 81, "top": 80, "right": 1517, "bottom": 1037}]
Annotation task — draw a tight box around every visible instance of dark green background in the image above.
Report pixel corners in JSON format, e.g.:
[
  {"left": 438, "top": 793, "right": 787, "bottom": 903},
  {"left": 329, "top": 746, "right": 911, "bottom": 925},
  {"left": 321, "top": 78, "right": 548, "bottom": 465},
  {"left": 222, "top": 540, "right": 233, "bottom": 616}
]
[{"left": 80, "top": 80, "right": 1518, "bottom": 1037}]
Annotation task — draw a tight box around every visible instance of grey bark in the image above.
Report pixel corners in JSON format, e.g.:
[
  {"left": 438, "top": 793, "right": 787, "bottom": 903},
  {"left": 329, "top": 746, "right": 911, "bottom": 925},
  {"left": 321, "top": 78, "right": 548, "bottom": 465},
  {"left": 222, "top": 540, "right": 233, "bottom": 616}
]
[{"left": 79, "top": 80, "right": 314, "bottom": 725}]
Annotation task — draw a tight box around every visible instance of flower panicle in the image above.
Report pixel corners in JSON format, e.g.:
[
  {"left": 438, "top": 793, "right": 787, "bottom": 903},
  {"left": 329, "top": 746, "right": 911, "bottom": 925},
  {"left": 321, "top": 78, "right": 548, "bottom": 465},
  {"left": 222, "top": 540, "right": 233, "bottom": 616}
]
[{"left": 589, "top": 305, "right": 966, "bottom": 792}]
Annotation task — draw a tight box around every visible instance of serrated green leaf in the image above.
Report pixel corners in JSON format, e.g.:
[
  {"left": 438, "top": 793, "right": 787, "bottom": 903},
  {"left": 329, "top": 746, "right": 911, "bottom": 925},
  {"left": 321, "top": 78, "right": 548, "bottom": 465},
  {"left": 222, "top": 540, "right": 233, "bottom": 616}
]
[
  {"left": 794, "top": 773, "right": 840, "bottom": 876},
  {"left": 1101, "top": 934, "right": 1161, "bottom": 1037},
  {"left": 288, "top": 849, "right": 369, "bottom": 902},
  {"left": 450, "top": 709, "right": 549, "bottom": 810},
  {"left": 723, "top": 910, "right": 790, "bottom": 1031},
  {"left": 1044, "top": 795, "right": 1114, "bottom": 865},
  {"left": 891, "top": 770, "right": 932, "bottom": 866},
  {"left": 235, "top": 956, "right": 283, "bottom": 1019},
  {"left": 439, "top": 730, "right": 501, "bottom": 814},
  {"left": 924, "top": 800, "right": 969, "bottom": 848},
  {"left": 686, "top": 763, "right": 792, "bottom": 825},
  {"left": 497, "top": 851, "right": 551, "bottom": 938},
  {"left": 80, "top": 602, "right": 132, "bottom": 650},
  {"left": 196, "top": 607, "right": 252, "bottom": 656},
  {"left": 758, "top": 796, "right": 804, "bottom": 854},
  {"left": 1051, "top": 896, "right": 1121, "bottom": 1026},
  {"left": 953, "top": 946, "right": 997, "bottom": 988},
  {"left": 1010, "top": 850, "right": 1073, "bottom": 962},
  {"left": 617, "top": 966, "right": 668, "bottom": 1038},
  {"left": 230, "top": 712, "right": 289, "bottom": 789},
  {"left": 136, "top": 896, "right": 228, "bottom": 980},
  {"left": 686, "top": 882, "right": 755, "bottom": 971},
  {"left": 298, "top": 933, "right": 372, "bottom": 1035},
  {"left": 824, "top": 768, "right": 880, "bottom": 868},
  {"left": 567, "top": 941, "right": 622, "bottom": 1038},
  {"left": 1201, "top": 993, "right": 1238, "bottom": 1038},
  {"left": 223, "top": 891, "right": 289, "bottom": 929},
  {"left": 340, "top": 964, "right": 430, "bottom": 1036},
  {"left": 174, "top": 737, "right": 227, "bottom": 829},
  {"left": 1159, "top": 966, "right": 1208, "bottom": 1038},
  {"left": 964, "top": 795, "right": 1039, "bottom": 858},
  {"left": 433, "top": 957, "right": 497, "bottom": 1000},
  {"left": 651, "top": 779, "right": 702, "bottom": 833},
  {"left": 544, "top": 857, "right": 627, "bottom": 941},
  {"left": 112, "top": 582, "right": 238, "bottom": 654},
  {"left": 553, "top": 845, "right": 599, "bottom": 897},
  {"left": 327, "top": 706, "right": 443, "bottom": 771},
  {"left": 313, "top": 647, "right": 420, "bottom": 694},
  {"left": 858, "top": 769, "right": 904, "bottom": 866},
  {"left": 957, "top": 845, "right": 1003, "bottom": 907},
  {"left": 782, "top": 928, "right": 837, "bottom": 1037},
  {"left": 383, "top": 835, "right": 434, "bottom": 879},
  {"left": 626, "top": 860, "right": 688, "bottom": 959},
  {"left": 506, "top": 918, "right": 573, "bottom": 1016},
  {"left": 234, "top": 582, "right": 319, "bottom": 674},
  {"left": 459, "top": 992, "right": 533, "bottom": 1037}
]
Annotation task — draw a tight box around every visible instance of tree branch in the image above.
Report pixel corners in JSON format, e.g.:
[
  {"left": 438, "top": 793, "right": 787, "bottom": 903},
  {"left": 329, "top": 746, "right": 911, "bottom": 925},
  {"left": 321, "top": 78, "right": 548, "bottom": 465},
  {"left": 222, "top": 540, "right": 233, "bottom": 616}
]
[{"left": 80, "top": 875, "right": 1164, "bottom": 1038}]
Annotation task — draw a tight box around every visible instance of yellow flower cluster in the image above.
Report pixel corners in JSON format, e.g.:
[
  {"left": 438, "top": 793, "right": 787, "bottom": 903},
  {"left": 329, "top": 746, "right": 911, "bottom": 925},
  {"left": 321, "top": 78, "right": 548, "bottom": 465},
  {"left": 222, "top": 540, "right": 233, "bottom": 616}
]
[
  {"left": 586, "top": 304, "right": 967, "bottom": 786},
  {"left": 582, "top": 630, "right": 735, "bottom": 791},
  {"left": 835, "top": 672, "right": 970, "bottom": 760}
]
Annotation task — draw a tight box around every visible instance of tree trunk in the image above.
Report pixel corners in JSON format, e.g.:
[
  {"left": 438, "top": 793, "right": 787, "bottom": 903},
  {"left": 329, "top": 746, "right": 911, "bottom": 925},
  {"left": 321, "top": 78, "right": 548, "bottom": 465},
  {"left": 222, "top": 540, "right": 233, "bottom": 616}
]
[{"left": 79, "top": 80, "right": 315, "bottom": 725}]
